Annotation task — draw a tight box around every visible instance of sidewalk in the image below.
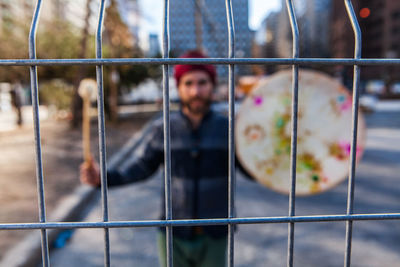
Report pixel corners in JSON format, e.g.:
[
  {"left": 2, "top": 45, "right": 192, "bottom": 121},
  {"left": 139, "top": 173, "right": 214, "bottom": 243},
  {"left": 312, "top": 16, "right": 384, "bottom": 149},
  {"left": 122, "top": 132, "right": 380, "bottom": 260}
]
[
  {"left": 0, "top": 112, "right": 152, "bottom": 266},
  {"left": 0, "top": 106, "right": 48, "bottom": 132}
]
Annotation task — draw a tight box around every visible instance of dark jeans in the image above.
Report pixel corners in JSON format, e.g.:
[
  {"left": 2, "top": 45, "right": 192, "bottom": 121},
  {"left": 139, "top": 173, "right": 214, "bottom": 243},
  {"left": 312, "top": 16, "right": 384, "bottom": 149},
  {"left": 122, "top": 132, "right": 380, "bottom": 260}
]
[{"left": 157, "top": 230, "right": 227, "bottom": 267}]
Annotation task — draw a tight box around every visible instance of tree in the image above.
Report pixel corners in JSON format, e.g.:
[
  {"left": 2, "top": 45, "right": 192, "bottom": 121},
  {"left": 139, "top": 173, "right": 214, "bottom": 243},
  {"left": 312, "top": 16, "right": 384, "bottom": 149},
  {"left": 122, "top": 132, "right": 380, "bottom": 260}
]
[
  {"left": 103, "top": 0, "right": 144, "bottom": 122},
  {"left": 71, "top": 0, "right": 96, "bottom": 128},
  {"left": 0, "top": 0, "right": 160, "bottom": 125}
]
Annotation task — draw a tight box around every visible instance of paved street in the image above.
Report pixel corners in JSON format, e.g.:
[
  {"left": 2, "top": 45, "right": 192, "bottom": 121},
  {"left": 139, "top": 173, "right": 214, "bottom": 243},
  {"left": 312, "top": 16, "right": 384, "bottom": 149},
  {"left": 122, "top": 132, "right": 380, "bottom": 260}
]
[{"left": 50, "top": 103, "right": 400, "bottom": 267}]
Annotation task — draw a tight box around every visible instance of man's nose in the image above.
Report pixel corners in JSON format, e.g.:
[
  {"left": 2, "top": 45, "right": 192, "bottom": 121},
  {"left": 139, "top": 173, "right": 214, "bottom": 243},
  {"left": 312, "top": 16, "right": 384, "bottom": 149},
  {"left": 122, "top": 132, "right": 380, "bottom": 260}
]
[{"left": 189, "top": 84, "right": 201, "bottom": 96}]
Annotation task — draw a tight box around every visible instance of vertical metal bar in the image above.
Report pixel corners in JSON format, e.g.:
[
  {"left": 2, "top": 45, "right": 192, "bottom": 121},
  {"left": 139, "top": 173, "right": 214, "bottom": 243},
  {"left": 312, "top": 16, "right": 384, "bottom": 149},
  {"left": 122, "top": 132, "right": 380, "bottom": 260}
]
[
  {"left": 28, "top": 1, "right": 50, "bottom": 266},
  {"left": 162, "top": 1, "right": 173, "bottom": 267},
  {"left": 225, "top": 0, "right": 235, "bottom": 266},
  {"left": 285, "top": 0, "right": 299, "bottom": 266},
  {"left": 95, "top": 0, "right": 111, "bottom": 266},
  {"left": 344, "top": 1, "right": 362, "bottom": 266}
]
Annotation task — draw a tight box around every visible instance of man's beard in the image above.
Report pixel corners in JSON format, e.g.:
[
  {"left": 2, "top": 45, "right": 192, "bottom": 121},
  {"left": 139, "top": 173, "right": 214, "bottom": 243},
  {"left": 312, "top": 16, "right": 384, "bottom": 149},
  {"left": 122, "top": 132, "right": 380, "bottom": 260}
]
[{"left": 181, "top": 97, "right": 211, "bottom": 115}]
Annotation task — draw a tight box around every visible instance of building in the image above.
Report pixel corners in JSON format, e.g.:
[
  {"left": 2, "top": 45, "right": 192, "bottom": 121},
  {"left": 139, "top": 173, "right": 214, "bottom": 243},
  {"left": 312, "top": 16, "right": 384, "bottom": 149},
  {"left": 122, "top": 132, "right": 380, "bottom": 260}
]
[
  {"left": 301, "top": 0, "right": 332, "bottom": 58},
  {"left": 147, "top": 33, "right": 160, "bottom": 57},
  {"left": 359, "top": 0, "right": 400, "bottom": 86},
  {"left": 331, "top": 0, "right": 360, "bottom": 59},
  {"left": 253, "top": 11, "right": 280, "bottom": 74},
  {"left": 169, "top": 0, "right": 253, "bottom": 80},
  {"left": 330, "top": 0, "right": 360, "bottom": 88},
  {"left": 273, "top": 6, "right": 290, "bottom": 60},
  {"left": 117, "top": 0, "right": 140, "bottom": 48},
  {"left": 331, "top": 0, "right": 400, "bottom": 91},
  {"left": 275, "top": 0, "right": 332, "bottom": 59},
  {"left": 264, "top": 11, "right": 280, "bottom": 58}
]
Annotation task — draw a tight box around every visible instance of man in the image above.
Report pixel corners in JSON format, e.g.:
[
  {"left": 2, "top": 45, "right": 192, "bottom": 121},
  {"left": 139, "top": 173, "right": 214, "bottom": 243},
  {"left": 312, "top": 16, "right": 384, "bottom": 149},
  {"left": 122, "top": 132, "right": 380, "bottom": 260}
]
[{"left": 81, "top": 50, "right": 250, "bottom": 267}]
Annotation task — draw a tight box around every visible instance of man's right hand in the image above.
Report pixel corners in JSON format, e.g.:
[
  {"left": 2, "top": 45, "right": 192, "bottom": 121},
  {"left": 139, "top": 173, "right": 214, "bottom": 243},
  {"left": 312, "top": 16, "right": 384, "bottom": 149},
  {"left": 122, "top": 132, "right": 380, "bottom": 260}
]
[{"left": 80, "top": 157, "right": 101, "bottom": 187}]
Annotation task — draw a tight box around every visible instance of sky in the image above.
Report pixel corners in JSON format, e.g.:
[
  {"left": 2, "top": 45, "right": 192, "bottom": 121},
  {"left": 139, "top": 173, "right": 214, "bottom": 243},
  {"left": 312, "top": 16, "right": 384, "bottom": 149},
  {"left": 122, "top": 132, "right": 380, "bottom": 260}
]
[
  {"left": 138, "top": 0, "right": 282, "bottom": 38},
  {"left": 249, "top": 0, "right": 281, "bottom": 30}
]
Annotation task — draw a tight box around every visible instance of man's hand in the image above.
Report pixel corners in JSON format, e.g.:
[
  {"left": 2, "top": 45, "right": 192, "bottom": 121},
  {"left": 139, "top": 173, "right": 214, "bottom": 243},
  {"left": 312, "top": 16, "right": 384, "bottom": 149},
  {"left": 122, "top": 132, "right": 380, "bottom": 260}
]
[{"left": 80, "top": 157, "right": 101, "bottom": 187}]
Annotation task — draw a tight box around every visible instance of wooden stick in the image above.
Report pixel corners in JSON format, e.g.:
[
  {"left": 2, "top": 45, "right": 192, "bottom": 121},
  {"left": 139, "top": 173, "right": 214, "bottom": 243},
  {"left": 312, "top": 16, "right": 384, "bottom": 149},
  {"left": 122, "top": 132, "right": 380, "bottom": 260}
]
[{"left": 82, "top": 95, "right": 91, "bottom": 163}]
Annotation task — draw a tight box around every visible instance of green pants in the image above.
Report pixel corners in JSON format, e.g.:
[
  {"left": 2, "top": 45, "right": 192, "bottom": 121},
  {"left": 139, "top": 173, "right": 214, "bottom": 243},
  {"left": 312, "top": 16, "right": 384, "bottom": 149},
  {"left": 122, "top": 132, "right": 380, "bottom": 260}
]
[{"left": 157, "top": 231, "right": 227, "bottom": 267}]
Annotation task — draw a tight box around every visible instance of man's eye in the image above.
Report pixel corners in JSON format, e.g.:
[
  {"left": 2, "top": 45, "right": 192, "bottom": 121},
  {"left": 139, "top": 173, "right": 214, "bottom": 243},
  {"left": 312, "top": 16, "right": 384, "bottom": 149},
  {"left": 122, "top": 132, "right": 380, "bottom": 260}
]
[{"left": 185, "top": 81, "right": 192, "bottom": 86}]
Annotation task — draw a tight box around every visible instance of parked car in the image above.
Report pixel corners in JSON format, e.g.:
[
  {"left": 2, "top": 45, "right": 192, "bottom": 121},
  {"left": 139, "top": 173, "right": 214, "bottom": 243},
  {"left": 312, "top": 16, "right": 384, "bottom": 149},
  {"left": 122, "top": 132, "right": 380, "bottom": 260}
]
[
  {"left": 359, "top": 94, "right": 378, "bottom": 113},
  {"left": 365, "top": 80, "right": 385, "bottom": 95},
  {"left": 390, "top": 82, "right": 400, "bottom": 94}
]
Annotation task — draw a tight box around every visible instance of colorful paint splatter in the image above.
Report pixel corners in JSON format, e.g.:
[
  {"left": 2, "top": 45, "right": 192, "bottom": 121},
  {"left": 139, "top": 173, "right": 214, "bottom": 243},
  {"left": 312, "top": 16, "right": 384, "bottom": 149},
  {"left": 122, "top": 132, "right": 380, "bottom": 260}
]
[{"left": 253, "top": 96, "right": 263, "bottom": 106}]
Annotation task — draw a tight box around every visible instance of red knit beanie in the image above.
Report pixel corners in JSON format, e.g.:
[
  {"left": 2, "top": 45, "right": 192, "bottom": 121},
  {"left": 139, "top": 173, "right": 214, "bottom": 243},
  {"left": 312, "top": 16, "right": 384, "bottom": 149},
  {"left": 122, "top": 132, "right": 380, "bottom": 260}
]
[{"left": 174, "top": 50, "right": 217, "bottom": 86}]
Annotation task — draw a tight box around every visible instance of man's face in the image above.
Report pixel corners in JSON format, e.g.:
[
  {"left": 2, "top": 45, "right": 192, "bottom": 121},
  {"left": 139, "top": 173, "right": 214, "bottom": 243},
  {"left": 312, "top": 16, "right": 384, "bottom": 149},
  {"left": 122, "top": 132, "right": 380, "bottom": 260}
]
[{"left": 178, "top": 70, "right": 214, "bottom": 116}]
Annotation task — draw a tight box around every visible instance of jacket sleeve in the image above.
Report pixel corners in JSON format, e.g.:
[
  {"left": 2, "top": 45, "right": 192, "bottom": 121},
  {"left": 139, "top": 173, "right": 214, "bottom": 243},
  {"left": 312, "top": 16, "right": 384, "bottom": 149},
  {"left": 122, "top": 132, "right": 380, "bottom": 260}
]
[{"left": 106, "top": 120, "right": 163, "bottom": 187}]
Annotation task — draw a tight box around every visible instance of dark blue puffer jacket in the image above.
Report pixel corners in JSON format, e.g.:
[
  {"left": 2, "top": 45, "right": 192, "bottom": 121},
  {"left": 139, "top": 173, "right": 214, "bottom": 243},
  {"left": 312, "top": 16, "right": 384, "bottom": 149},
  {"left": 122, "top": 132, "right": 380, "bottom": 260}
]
[{"left": 107, "top": 109, "right": 250, "bottom": 239}]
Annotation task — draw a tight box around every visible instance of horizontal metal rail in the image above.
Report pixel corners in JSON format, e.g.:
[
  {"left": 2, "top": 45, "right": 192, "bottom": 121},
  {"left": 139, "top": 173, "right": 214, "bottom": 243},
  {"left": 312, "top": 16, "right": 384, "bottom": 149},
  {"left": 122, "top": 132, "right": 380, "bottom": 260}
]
[
  {"left": 1, "top": 58, "right": 400, "bottom": 66},
  {"left": 1, "top": 213, "right": 400, "bottom": 230}
]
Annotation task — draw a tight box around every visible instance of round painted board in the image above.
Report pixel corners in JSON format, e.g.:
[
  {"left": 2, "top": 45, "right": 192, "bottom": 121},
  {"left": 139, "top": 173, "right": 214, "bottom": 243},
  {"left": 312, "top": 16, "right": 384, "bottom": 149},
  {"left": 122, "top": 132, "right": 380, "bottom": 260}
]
[{"left": 235, "top": 69, "right": 366, "bottom": 196}]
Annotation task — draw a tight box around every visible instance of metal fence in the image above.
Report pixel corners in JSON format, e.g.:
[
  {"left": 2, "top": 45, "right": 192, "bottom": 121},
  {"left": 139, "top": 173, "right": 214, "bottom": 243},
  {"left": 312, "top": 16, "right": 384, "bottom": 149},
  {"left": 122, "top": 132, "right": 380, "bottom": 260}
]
[{"left": 0, "top": 0, "right": 400, "bottom": 267}]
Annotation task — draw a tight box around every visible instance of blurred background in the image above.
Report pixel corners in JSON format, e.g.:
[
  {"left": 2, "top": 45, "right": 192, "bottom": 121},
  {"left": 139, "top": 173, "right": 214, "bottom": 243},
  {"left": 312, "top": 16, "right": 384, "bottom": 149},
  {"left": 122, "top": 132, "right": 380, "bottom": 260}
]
[
  {"left": 1, "top": 0, "right": 399, "bottom": 129},
  {"left": 0, "top": 0, "right": 400, "bottom": 266}
]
